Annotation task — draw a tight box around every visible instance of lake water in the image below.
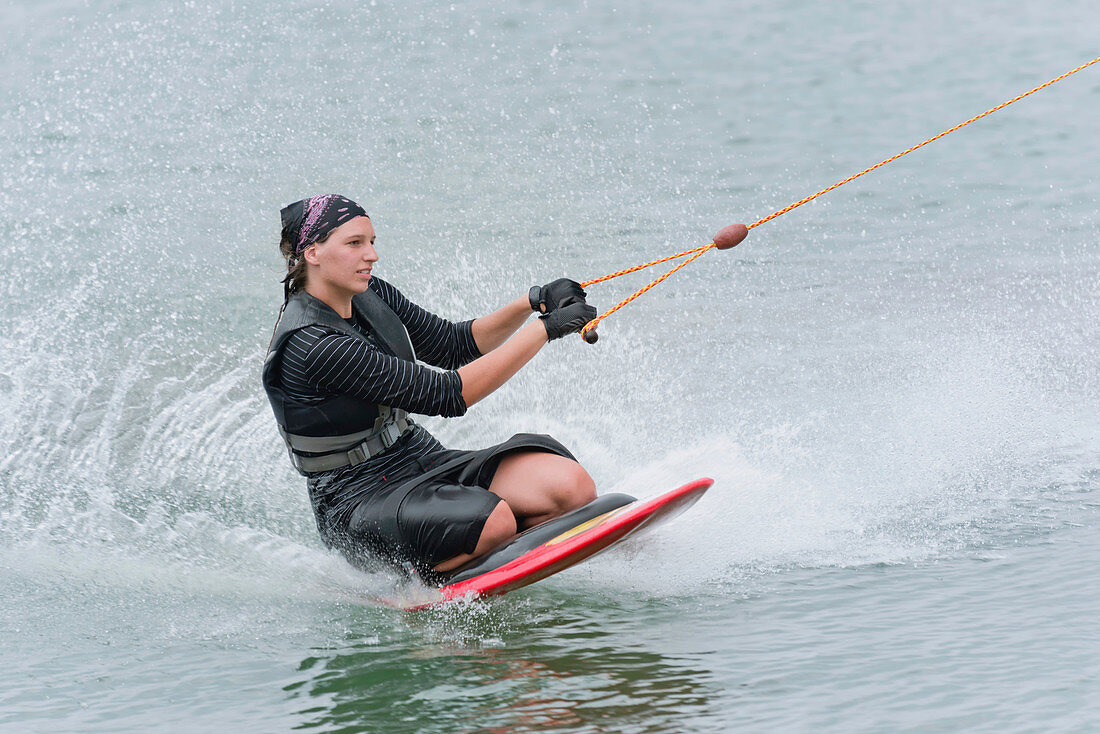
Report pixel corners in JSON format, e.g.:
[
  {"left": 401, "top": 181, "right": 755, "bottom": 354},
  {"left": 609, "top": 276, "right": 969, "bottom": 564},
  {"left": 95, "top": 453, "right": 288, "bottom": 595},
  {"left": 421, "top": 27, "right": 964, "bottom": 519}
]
[{"left": 2, "top": 0, "right": 1098, "bottom": 731}]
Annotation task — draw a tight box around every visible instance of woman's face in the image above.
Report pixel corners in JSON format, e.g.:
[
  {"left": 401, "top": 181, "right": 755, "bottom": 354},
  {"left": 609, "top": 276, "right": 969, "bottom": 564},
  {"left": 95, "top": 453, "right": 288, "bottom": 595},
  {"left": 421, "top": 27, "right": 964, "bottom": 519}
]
[{"left": 303, "top": 216, "right": 378, "bottom": 299}]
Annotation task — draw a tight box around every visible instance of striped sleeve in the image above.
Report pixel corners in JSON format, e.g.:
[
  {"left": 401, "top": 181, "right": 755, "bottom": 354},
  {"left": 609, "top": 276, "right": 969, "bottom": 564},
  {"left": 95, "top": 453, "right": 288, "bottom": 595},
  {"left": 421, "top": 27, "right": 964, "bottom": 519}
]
[
  {"left": 282, "top": 326, "right": 468, "bottom": 418},
  {"left": 370, "top": 277, "right": 482, "bottom": 370}
]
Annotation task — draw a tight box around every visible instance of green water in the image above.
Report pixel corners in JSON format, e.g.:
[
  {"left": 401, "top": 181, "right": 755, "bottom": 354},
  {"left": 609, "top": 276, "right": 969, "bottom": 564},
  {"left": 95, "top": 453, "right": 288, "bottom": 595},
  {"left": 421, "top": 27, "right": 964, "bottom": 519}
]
[{"left": 2, "top": 0, "right": 1098, "bottom": 731}]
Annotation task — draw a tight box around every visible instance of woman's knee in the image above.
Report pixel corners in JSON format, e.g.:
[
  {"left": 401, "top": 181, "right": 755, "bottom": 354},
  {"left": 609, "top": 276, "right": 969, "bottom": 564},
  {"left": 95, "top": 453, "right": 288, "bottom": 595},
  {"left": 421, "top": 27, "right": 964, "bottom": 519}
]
[
  {"left": 558, "top": 460, "right": 597, "bottom": 509},
  {"left": 490, "top": 451, "right": 597, "bottom": 516}
]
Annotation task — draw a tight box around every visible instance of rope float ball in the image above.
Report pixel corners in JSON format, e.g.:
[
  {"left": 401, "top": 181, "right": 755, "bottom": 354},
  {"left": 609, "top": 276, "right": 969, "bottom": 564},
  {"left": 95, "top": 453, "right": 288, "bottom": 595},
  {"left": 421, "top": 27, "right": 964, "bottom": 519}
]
[
  {"left": 576, "top": 55, "right": 1100, "bottom": 343},
  {"left": 577, "top": 223, "right": 749, "bottom": 344}
]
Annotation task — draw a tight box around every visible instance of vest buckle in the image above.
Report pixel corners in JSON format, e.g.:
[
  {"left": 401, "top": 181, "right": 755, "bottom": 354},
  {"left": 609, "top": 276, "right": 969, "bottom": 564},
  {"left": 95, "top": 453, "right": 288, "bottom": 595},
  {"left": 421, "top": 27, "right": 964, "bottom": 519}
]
[
  {"left": 346, "top": 442, "right": 369, "bottom": 466},
  {"left": 379, "top": 422, "right": 397, "bottom": 450}
]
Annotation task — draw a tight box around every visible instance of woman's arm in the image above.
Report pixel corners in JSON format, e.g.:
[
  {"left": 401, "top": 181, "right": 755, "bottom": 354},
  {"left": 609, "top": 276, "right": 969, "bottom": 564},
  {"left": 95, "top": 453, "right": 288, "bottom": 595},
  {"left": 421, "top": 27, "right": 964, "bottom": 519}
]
[
  {"left": 458, "top": 300, "right": 596, "bottom": 407},
  {"left": 459, "top": 320, "right": 547, "bottom": 407},
  {"left": 370, "top": 277, "right": 481, "bottom": 369},
  {"left": 469, "top": 295, "right": 533, "bottom": 355},
  {"left": 288, "top": 327, "right": 470, "bottom": 418}
]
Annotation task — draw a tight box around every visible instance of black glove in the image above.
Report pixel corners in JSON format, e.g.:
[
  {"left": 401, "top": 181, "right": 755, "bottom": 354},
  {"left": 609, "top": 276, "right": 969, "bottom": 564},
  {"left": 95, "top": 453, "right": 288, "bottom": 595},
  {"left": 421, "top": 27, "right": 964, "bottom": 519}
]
[
  {"left": 541, "top": 301, "right": 597, "bottom": 341},
  {"left": 529, "top": 278, "right": 587, "bottom": 314}
]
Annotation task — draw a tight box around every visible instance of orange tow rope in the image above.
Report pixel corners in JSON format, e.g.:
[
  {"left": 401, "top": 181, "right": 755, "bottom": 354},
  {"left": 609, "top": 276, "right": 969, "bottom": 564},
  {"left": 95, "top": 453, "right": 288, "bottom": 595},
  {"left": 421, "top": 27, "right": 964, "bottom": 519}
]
[{"left": 578, "top": 55, "right": 1100, "bottom": 342}]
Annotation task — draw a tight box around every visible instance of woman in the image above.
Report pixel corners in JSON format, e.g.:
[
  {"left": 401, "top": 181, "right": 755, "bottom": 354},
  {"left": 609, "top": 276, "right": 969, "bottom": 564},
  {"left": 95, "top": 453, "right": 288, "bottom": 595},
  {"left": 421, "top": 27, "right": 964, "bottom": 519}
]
[{"left": 263, "top": 194, "right": 600, "bottom": 582}]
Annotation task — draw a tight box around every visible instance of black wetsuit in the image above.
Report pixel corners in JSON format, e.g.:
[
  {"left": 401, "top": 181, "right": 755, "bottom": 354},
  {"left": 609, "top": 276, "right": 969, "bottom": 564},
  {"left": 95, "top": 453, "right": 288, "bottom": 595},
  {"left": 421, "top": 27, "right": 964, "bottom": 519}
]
[{"left": 273, "top": 277, "right": 571, "bottom": 577}]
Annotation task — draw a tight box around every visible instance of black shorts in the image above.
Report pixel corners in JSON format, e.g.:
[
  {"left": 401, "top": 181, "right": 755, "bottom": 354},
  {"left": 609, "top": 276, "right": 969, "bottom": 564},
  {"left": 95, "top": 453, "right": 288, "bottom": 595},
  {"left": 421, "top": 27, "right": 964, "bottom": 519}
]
[{"left": 339, "top": 433, "right": 574, "bottom": 576}]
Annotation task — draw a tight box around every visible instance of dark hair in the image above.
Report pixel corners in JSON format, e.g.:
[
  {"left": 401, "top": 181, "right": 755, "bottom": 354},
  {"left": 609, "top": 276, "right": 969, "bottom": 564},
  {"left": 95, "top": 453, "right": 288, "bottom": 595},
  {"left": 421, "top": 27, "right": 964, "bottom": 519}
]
[
  {"left": 271, "top": 229, "right": 330, "bottom": 348},
  {"left": 279, "top": 225, "right": 344, "bottom": 299},
  {"left": 279, "top": 230, "right": 309, "bottom": 298}
]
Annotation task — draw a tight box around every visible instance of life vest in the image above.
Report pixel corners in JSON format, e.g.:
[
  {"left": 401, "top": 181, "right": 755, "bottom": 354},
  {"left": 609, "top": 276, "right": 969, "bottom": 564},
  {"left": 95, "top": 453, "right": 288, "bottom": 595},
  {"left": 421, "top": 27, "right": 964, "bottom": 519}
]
[{"left": 263, "top": 288, "right": 415, "bottom": 475}]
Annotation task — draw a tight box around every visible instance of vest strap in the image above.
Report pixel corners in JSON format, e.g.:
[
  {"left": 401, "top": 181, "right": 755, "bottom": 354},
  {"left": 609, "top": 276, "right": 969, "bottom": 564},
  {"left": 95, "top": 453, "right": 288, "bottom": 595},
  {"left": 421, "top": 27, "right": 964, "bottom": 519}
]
[{"left": 283, "top": 410, "right": 411, "bottom": 474}]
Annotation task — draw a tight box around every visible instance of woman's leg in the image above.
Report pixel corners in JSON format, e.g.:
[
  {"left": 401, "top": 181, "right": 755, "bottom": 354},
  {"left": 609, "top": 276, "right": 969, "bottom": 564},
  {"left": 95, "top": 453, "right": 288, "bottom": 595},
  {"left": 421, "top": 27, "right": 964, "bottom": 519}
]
[
  {"left": 433, "top": 500, "right": 517, "bottom": 573},
  {"left": 488, "top": 451, "right": 597, "bottom": 530},
  {"left": 431, "top": 451, "right": 598, "bottom": 573}
]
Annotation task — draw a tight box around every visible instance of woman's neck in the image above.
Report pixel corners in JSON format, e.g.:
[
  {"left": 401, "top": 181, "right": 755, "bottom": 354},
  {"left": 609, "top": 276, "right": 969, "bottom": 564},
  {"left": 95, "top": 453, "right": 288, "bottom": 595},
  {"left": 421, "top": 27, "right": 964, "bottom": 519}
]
[{"left": 304, "top": 283, "right": 354, "bottom": 319}]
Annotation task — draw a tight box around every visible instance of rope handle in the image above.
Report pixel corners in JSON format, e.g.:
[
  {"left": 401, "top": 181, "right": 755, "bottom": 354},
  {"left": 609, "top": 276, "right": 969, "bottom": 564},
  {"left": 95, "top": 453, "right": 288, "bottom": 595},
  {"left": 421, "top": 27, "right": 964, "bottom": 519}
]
[{"left": 577, "top": 55, "right": 1100, "bottom": 341}]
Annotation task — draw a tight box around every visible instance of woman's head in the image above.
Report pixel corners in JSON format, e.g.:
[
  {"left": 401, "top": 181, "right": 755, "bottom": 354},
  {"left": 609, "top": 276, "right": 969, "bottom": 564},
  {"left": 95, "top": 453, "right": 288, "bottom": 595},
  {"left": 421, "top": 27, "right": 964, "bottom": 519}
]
[{"left": 279, "top": 194, "right": 369, "bottom": 295}]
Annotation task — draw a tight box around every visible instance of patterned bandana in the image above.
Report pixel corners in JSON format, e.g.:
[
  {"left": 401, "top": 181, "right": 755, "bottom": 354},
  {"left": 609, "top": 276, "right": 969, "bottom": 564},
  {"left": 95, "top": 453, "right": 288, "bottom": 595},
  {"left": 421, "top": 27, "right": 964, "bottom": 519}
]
[{"left": 280, "top": 194, "right": 368, "bottom": 254}]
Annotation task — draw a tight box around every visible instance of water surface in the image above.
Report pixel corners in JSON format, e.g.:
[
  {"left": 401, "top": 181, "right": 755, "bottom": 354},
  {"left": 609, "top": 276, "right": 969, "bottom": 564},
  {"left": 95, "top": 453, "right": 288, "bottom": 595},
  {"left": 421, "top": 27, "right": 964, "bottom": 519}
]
[{"left": 2, "top": 1, "right": 1098, "bottom": 731}]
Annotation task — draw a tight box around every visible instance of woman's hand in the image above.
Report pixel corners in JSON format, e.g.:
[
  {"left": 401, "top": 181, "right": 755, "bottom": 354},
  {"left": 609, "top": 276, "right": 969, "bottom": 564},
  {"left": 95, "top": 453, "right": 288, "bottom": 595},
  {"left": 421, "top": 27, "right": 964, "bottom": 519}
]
[
  {"left": 529, "top": 278, "right": 587, "bottom": 314},
  {"left": 541, "top": 301, "right": 598, "bottom": 340}
]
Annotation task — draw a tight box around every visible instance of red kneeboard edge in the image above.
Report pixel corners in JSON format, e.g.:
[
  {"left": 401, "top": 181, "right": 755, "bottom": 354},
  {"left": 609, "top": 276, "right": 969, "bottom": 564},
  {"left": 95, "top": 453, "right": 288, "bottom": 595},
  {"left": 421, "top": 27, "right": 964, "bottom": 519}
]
[{"left": 404, "top": 477, "right": 713, "bottom": 610}]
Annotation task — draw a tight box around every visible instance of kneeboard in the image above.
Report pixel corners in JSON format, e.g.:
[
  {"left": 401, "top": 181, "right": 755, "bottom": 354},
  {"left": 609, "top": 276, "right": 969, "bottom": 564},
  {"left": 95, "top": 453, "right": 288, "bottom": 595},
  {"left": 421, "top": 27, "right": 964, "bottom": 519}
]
[{"left": 394, "top": 477, "right": 712, "bottom": 611}]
